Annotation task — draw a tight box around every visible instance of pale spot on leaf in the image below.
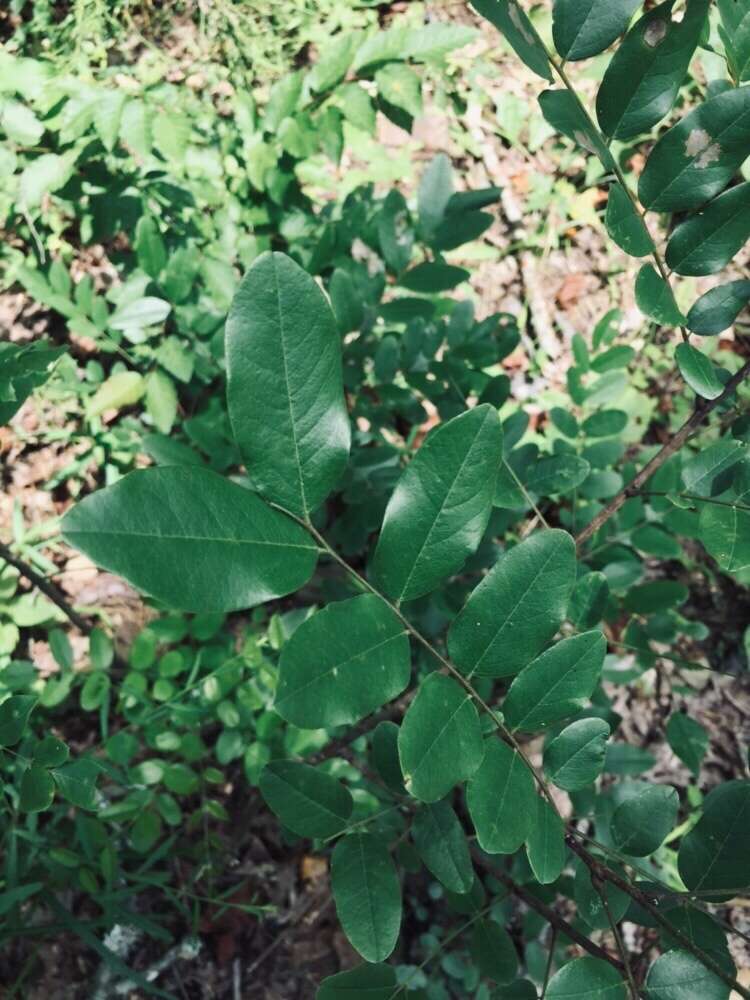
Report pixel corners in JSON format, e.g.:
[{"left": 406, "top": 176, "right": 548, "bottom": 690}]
[
  {"left": 685, "top": 128, "right": 711, "bottom": 157},
  {"left": 696, "top": 143, "right": 721, "bottom": 169},
  {"left": 509, "top": 3, "right": 535, "bottom": 45},
  {"left": 644, "top": 19, "right": 668, "bottom": 47}
]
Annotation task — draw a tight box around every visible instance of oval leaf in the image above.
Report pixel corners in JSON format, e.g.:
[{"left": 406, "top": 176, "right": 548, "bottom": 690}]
[
  {"left": 331, "top": 833, "right": 401, "bottom": 962},
  {"left": 544, "top": 718, "right": 610, "bottom": 791},
  {"left": 472, "top": 0, "right": 553, "bottom": 81},
  {"left": 635, "top": 265, "right": 685, "bottom": 327},
  {"left": 675, "top": 343, "right": 724, "bottom": 400},
  {"left": 525, "top": 796, "right": 566, "bottom": 885},
  {"left": 61, "top": 466, "right": 318, "bottom": 612},
  {"left": 610, "top": 782, "right": 679, "bottom": 856},
  {"left": 678, "top": 779, "right": 750, "bottom": 897},
  {"left": 259, "top": 760, "right": 353, "bottom": 839},
  {"left": 470, "top": 918, "right": 519, "bottom": 984},
  {"left": 605, "top": 183, "right": 655, "bottom": 258},
  {"left": 316, "top": 964, "right": 397, "bottom": 1000},
  {"left": 467, "top": 740, "right": 536, "bottom": 854},
  {"left": 646, "top": 950, "right": 728, "bottom": 1000},
  {"left": 225, "top": 251, "right": 350, "bottom": 519},
  {"left": 686, "top": 280, "right": 750, "bottom": 336},
  {"left": 546, "top": 957, "right": 626, "bottom": 1000},
  {"left": 412, "top": 800, "right": 475, "bottom": 894},
  {"left": 666, "top": 182, "right": 750, "bottom": 276},
  {"left": 552, "top": 0, "right": 642, "bottom": 61}
]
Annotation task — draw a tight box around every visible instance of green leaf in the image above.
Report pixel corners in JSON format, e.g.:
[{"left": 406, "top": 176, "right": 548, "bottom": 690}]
[
  {"left": 675, "top": 343, "right": 724, "bottom": 401},
  {"left": 525, "top": 796, "right": 566, "bottom": 885},
  {"left": 538, "top": 90, "right": 615, "bottom": 171},
  {"left": 574, "top": 860, "right": 629, "bottom": 929},
  {"left": 432, "top": 211, "right": 494, "bottom": 251},
  {"left": 412, "top": 801, "right": 474, "bottom": 894},
  {"left": 18, "top": 151, "right": 76, "bottom": 208},
  {"left": 448, "top": 529, "right": 576, "bottom": 678},
  {"left": 33, "top": 735, "right": 69, "bottom": 768},
  {"left": 316, "top": 964, "right": 397, "bottom": 1000},
  {"left": 264, "top": 71, "right": 303, "bottom": 130},
  {"left": 0, "top": 883, "right": 44, "bottom": 918},
  {"left": 0, "top": 695, "right": 36, "bottom": 746},
  {"left": 678, "top": 779, "right": 750, "bottom": 896},
  {"left": 639, "top": 85, "right": 750, "bottom": 213},
  {"left": 61, "top": 466, "right": 318, "bottom": 612},
  {"left": 470, "top": 919, "right": 519, "bottom": 984},
  {"left": 20, "top": 766, "right": 55, "bottom": 812},
  {"left": 665, "top": 713, "right": 708, "bottom": 777},
  {"left": 610, "top": 782, "right": 679, "bottom": 856},
  {"left": 666, "top": 182, "right": 750, "bottom": 276},
  {"left": 275, "top": 594, "right": 410, "bottom": 729},
  {"left": 1, "top": 98, "right": 43, "bottom": 144},
  {"left": 582, "top": 409, "right": 628, "bottom": 438},
  {"left": 52, "top": 758, "right": 99, "bottom": 810},
  {"left": 544, "top": 718, "right": 610, "bottom": 791},
  {"left": 371, "top": 721, "right": 405, "bottom": 794},
  {"left": 524, "top": 454, "right": 590, "bottom": 496},
  {"left": 145, "top": 369, "right": 177, "bottom": 434},
  {"left": 398, "top": 673, "right": 484, "bottom": 802},
  {"left": 418, "top": 154, "right": 453, "bottom": 240},
  {"left": 404, "top": 22, "right": 478, "bottom": 61},
  {"left": 86, "top": 371, "right": 145, "bottom": 419},
  {"left": 596, "top": 0, "right": 710, "bottom": 141},
  {"left": 682, "top": 439, "right": 745, "bottom": 496},
  {"left": 698, "top": 469, "right": 750, "bottom": 573},
  {"left": 309, "top": 33, "right": 361, "bottom": 93},
  {"left": 635, "top": 265, "right": 685, "bottom": 327},
  {"left": 570, "top": 572, "right": 610, "bottom": 629},
  {"left": 546, "top": 957, "right": 626, "bottom": 1000},
  {"left": 399, "top": 262, "right": 470, "bottom": 293},
  {"left": 109, "top": 296, "right": 171, "bottom": 332},
  {"left": 331, "top": 833, "right": 401, "bottom": 963},
  {"left": 372, "top": 405, "right": 502, "bottom": 603},
  {"left": 472, "top": 0, "right": 553, "bottom": 81},
  {"left": 552, "top": 0, "right": 642, "bottom": 60},
  {"left": 605, "top": 184, "right": 655, "bottom": 258},
  {"left": 225, "top": 251, "right": 350, "bottom": 519},
  {"left": 134, "top": 215, "right": 166, "bottom": 278},
  {"left": 503, "top": 632, "right": 606, "bottom": 732},
  {"left": 718, "top": 0, "right": 750, "bottom": 83},
  {"left": 259, "top": 760, "right": 352, "bottom": 839},
  {"left": 375, "top": 63, "right": 422, "bottom": 118},
  {"left": 623, "top": 580, "right": 688, "bottom": 613},
  {"left": 686, "top": 280, "right": 750, "bottom": 336},
  {"left": 645, "top": 950, "right": 728, "bottom": 1000},
  {"left": 467, "top": 740, "right": 536, "bottom": 854}
]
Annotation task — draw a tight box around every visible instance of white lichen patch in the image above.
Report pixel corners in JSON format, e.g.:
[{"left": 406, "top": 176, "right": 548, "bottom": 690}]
[
  {"left": 685, "top": 128, "right": 722, "bottom": 168},
  {"left": 509, "top": 3, "right": 535, "bottom": 45},
  {"left": 696, "top": 143, "right": 721, "bottom": 168},
  {"left": 644, "top": 19, "right": 668, "bottom": 47}
]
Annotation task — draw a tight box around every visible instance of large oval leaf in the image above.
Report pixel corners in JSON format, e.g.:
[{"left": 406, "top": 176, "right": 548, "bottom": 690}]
[
  {"left": 546, "top": 957, "right": 626, "bottom": 1000},
  {"left": 502, "top": 631, "right": 606, "bottom": 732},
  {"left": 645, "top": 950, "right": 728, "bottom": 1000},
  {"left": 666, "top": 182, "right": 750, "bottom": 276},
  {"left": 639, "top": 85, "right": 750, "bottom": 213},
  {"left": 372, "top": 405, "right": 502, "bottom": 603},
  {"left": 605, "top": 183, "right": 655, "bottom": 258},
  {"left": 678, "top": 779, "right": 750, "bottom": 897},
  {"left": 675, "top": 343, "right": 724, "bottom": 401},
  {"left": 525, "top": 796, "right": 566, "bottom": 885},
  {"left": 596, "top": 0, "right": 709, "bottom": 141},
  {"left": 259, "top": 760, "right": 352, "bottom": 839},
  {"left": 61, "top": 466, "right": 318, "bottom": 612},
  {"left": 448, "top": 529, "right": 576, "bottom": 679},
  {"left": 412, "top": 800, "right": 474, "bottom": 894},
  {"left": 552, "top": 0, "right": 642, "bottom": 61},
  {"left": 398, "top": 673, "right": 484, "bottom": 802},
  {"left": 544, "top": 718, "right": 610, "bottom": 791},
  {"left": 610, "top": 782, "right": 679, "bottom": 857},
  {"left": 316, "top": 964, "right": 397, "bottom": 1000},
  {"left": 225, "top": 251, "right": 350, "bottom": 519},
  {"left": 467, "top": 739, "right": 536, "bottom": 854},
  {"left": 472, "top": 0, "right": 553, "bottom": 81},
  {"left": 686, "top": 280, "right": 750, "bottom": 336},
  {"left": 331, "top": 833, "right": 401, "bottom": 962},
  {"left": 275, "top": 594, "right": 410, "bottom": 729}
]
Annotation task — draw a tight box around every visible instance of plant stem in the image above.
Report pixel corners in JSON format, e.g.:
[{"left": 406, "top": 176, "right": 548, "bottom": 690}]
[
  {"left": 575, "top": 358, "right": 750, "bottom": 546},
  {"left": 0, "top": 539, "right": 91, "bottom": 634},
  {"left": 593, "top": 873, "right": 639, "bottom": 998},
  {"left": 637, "top": 490, "right": 750, "bottom": 512}
]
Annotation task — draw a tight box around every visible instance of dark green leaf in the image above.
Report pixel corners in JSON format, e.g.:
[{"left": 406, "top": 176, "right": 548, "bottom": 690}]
[
  {"left": 524, "top": 454, "right": 590, "bottom": 496},
  {"left": 470, "top": 919, "right": 519, "bottom": 983},
  {"left": 681, "top": 439, "right": 745, "bottom": 496},
  {"left": 665, "top": 713, "right": 708, "bottom": 777},
  {"left": 0, "top": 695, "right": 36, "bottom": 747},
  {"left": 546, "top": 957, "right": 626, "bottom": 1000},
  {"left": 718, "top": 0, "right": 750, "bottom": 83},
  {"left": 635, "top": 265, "right": 685, "bottom": 327},
  {"left": 605, "top": 184, "right": 655, "bottom": 258},
  {"left": 467, "top": 740, "right": 536, "bottom": 854},
  {"left": 331, "top": 833, "right": 401, "bottom": 962},
  {"left": 316, "top": 964, "right": 397, "bottom": 1000},
  {"left": 686, "top": 280, "right": 750, "bottom": 336},
  {"left": 582, "top": 410, "right": 628, "bottom": 437},
  {"left": 544, "top": 718, "right": 610, "bottom": 791},
  {"left": 675, "top": 343, "right": 724, "bottom": 401},
  {"left": 33, "top": 735, "right": 69, "bottom": 768},
  {"left": 20, "top": 766, "right": 55, "bottom": 812},
  {"left": 525, "top": 796, "right": 566, "bottom": 884},
  {"left": 62, "top": 467, "right": 317, "bottom": 613},
  {"left": 538, "top": 89, "right": 615, "bottom": 171},
  {"left": 645, "top": 950, "right": 728, "bottom": 1000},
  {"left": 52, "top": 758, "right": 99, "bottom": 810},
  {"left": 574, "top": 861, "right": 629, "bottom": 930},
  {"left": 503, "top": 631, "right": 606, "bottom": 732},
  {"left": 225, "top": 252, "right": 350, "bottom": 519},
  {"left": 666, "top": 182, "right": 750, "bottom": 276},
  {"left": 259, "top": 760, "right": 353, "bottom": 839},
  {"left": 610, "top": 782, "right": 679, "bottom": 856},
  {"left": 679, "top": 779, "right": 750, "bottom": 898},
  {"left": 596, "top": 0, "right": 710, "bottom": 140},
  {"left": 275, "top": 595, "right": 410, "bottom": 729},
  {"left": 698, "top": 468, "right": 750, "bottom": 572},
  {"left": 371, "top": 721, "right": 405, "bottom": 794},
  {"left": 372, "top": 406, "right": 502, "bottom": 602},
  {"left": 552, "top": 0, "right": 642, "bottom": 60},
  {"left": 398, "top": 673, "right": 484, "bottom": 802},
  {"left": 399, "top": 262, "right": 470, "bottom": 293},
  {"left": 412, "top": 801, "right": 475, "bottom": 893},
  {"left": 623, "top": 581, "right": 688, "bottom": 613},
  {"left": 472, "top": 0, "right": 553, "bottom": 81},
  {"left": 639, "top": 85, "right": 750, "bottom": 213},
  {"left": 448, "top": 529, "right": 576, "bottom": 678},
  {"left": 570, "top": 572, "right": 610, "bottom": 629}
]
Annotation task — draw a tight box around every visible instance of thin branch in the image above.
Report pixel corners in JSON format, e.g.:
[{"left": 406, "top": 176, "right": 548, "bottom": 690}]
[
  {"left": 0, "top": 540, "right": 91, "bottom": 633},
  {"left": 592, "top": 873, "right": 639, "bottom": 999},
  {"left": 575, "top": 359, "right": 750, "bottom": 547},
  {"left": 637, "top": 490, "right": 750, "bottom": 513}
]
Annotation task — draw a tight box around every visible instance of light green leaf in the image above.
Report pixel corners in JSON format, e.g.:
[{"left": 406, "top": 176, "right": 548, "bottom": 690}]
[
  {"left": 675, "top": 343, "right": 724, "bottom": 400},
  {"left": 467, "top": 740, "right": 536, "bottom": 854},
  {"left": 375, "top": 63, "right": 422, "bottom": 118},
  {"left": 472, "top": 0, "right": 553, "bottom": 81},
  {"left": 645, "top": 950, "right": 728, "bottom": 1000},
  {"left": 678, "top": 779, "right": 750, "bottom": 897},
  {"left": 259, "top": 760, "right": 352, "bottom": 839},
  {"left": 61, "top": 466, "right": 318, "bottom": 612},
  {"left": 546, "top": 957, "right": 626, "bottom": 1000},
  {"left": 225, "top": 251, "right": 350, "bottom": 519},
  {"left": 20, "top": 766, "right": 55, "bottom": 813},
  {"left": 412, "top": 801, "right": 474, "bottom": 894},
  {"left": 134, "top": 216, "right": 167, "bottom": 278},
  {"left": 686, "top": 280, "right": 750, "bottom": 336},
  {"left": 526, "top": 796, "right": 566, "bottom": 884},
  {"left": 372, "top": 405, "right": 502, "bottom": 603},
  {"left": 331, "top": 833, "right": 401, "bottom": 962},
  {"left": 665, "top": 713, "right": 708, "bottom": 777},
  {"left": 635, "top": 265, "right": 685, "bottom": 327},
  {"left": 448, "top": 529, "right": 576, "bottom": 678},
  {"left": 666, "top": 182, "right": 750, "bottom": 276},
  {"left": 596, "top": 0, "right": 710, "bottom": 141},
  {"left": 417, "top": 153, "right": 453, "bottom": 240},
  {"left": 470, "top": 919, "right": 519, "bottom": 984},
  {"left": 275, "top": 594, "right": 410, "bottom": 729},
  {"left": 639, "top": 85, "right": 750, "bottom": 213},
  {"left": 610, "top": 782, "right": 679, "bottom": 856},
  {"left": 544, "top": 718, "right": 610, "bottom": 791},
  {"left": 1, "top": 98, "right": 43, "bottom": 144},
  {"left": 503, "top": 631, "right": 606, "bottom": 732},
  {"left": 309, "top": 33, "right": 361, "bottom": 93},
  {"left": 605, "top": 184, "right": 654, "bottom": 258},
  {"left": 264, "top": 71, "right": 303, "bottom": 131},
  {"left": 398, "top": 674, "right": 483, "bottom": 802},
  {"left": 145, "top": 369, "right": 177, "bottom": 434},
  {"left": 19, "top": 152, "right": 76, "bottom": 208},
  {"left": 86, "top": 372, "right": 145, "bottom": 419},
  {"left": 109, "top": 296, "right": 171, "bottom": 332},
  {"left": 316, "top": 964, "right": 397, "bottom": 1000},
  {"left": 552, "top": 0, "right": 642, "bottom": 61}
]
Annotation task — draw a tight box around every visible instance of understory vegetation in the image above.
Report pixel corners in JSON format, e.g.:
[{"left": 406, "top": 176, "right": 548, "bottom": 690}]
[{"left": 1, "top": 1, "right": 750, "bottom": 997}]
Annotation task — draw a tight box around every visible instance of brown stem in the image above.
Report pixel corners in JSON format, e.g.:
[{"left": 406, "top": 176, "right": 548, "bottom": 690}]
[
  {"left": 575, "top": 359, "right": 750, "bottom": 547},
  {"left": 592, "top": 872, "right": 639, "bottom": 999},
  {"left": 0, "top": 540, "right": 91, "bottom": 633}
]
